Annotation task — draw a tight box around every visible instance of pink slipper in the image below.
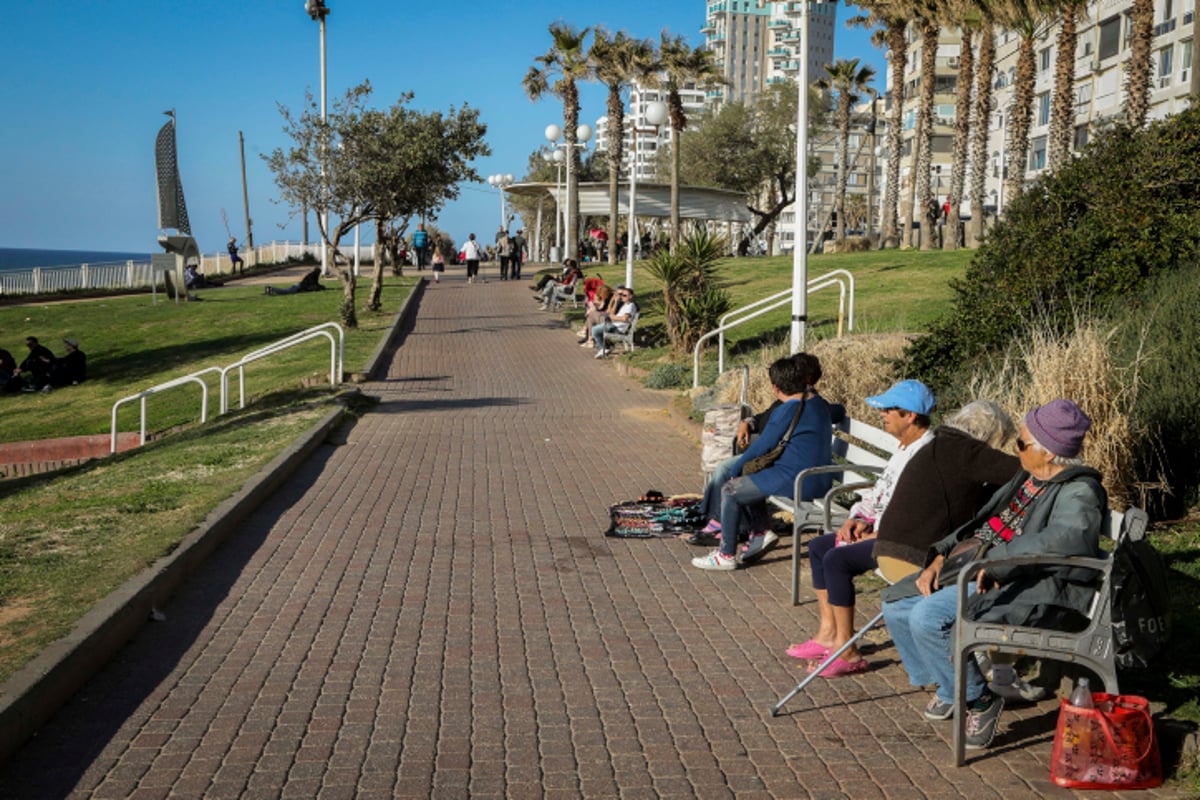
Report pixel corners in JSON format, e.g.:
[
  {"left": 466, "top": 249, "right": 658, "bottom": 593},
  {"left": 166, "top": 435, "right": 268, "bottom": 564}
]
[
  {"left": 786, "top": 639, "right": 832, "bottom": 660},
  {"left": 807, "top": 657, "right": 869, "bottom": 677}
]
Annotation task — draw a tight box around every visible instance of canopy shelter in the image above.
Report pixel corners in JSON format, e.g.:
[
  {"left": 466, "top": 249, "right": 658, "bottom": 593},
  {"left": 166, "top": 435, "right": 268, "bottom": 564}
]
[{"left": 505, "top": 181, "right": 752, "bottom": 223}]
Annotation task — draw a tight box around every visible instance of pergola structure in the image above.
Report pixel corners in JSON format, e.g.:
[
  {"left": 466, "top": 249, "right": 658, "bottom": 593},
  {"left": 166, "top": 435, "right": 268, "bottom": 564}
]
[{"left": 504, "top": 181, "right": 752, "bottom": 261}]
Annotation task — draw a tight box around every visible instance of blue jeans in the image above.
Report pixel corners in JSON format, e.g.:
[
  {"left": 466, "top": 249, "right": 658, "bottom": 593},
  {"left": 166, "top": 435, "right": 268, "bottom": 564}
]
[
  {"left": 700, "top": 455, "right": 739, "bottom": 521},
  {"left": 591, "top": 321, "right": 624, "bottom": 351},
  {"left": 717, "top": 476, "right": 770, "bottom": 557},
  {"left": 882, "top": 584, "right": 984, "bottom": 705}
]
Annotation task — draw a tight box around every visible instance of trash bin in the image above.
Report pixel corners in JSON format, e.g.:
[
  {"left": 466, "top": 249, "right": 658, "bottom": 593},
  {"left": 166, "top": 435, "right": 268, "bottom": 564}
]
[{"left": 549, "top": 246, "right": 563, "bottom": 264}]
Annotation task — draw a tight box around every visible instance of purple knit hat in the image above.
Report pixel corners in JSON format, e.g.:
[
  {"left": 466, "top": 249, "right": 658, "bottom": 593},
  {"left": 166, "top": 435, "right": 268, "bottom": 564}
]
[{"left": 1025, "top": 399, "right": 1091, "bottom": 457}]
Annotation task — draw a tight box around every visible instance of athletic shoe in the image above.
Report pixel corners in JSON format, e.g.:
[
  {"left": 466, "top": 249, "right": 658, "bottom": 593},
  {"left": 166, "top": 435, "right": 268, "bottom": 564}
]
[
  {"left": 740, "top": 531, "right": 779, "bottom": 564},
  {"left": 594, "top": 349, "right": 608, "bottom": 359},
  {"left": 964, "top": 694, "right": 1004, "bottom": 749},
  {"left": 685, "top": 531, "right": 719, "bottom": 547},
  {"left": 691, "top": 550, "right": 737, "bottom": 571},
  {"left": 923, "top": 695, "right": 955, "bottom": 720}
]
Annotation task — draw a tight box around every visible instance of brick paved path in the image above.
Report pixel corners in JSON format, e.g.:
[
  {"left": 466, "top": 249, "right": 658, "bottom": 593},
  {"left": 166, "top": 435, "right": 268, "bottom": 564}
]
[{"left": 0, "top": 267, "right": 1181, "bottom": 798}]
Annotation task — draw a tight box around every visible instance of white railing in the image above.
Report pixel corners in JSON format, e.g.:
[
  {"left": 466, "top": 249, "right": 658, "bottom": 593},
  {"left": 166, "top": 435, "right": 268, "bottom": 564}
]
[
  {"left": 0, "top": 241, "right": 378, "bottom": 297},
  {"left": 220, "top": 323, "right": 344, "bottom": 413},
  {"left": 110, "top": 323, "right": 344, "bottom": 452},
  {"left": 692, "top": 270, "right": 855, "bottom": 388},
  {"left": 110, "top": 367, "right": 223, "bottom": 453}
]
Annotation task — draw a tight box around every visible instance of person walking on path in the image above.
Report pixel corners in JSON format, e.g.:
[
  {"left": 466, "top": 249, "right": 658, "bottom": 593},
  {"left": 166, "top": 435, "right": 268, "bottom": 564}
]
[
  {"left": 462, "top": 233, "right": 485, "bottom": 284},
  {"left": 512, "top": 229, "right": 527, "bottom": 280},
  {"left": 430, "top": 235, "right": 445, "bottom": 283},
  {"left": 496, "top": 226, "right": 512, "bottom": 280},
  {"left": 412, "top": 223, "right": 429, "bottom": 271}
]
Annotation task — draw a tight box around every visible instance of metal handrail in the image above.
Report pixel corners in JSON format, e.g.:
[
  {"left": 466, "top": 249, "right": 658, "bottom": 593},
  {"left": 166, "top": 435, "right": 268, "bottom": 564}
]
[
  {"left": 110, "top": 367, "right": 223, "bottom": 453},
  {"left": 692, "top": 270, "right": 856, "bottom": 388},
  {"left": 220, "top": 323, "right": 344, "bottom": 413}
]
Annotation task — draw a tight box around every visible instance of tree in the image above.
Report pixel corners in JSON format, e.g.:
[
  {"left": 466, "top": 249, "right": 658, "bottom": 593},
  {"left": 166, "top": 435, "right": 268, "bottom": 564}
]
[
  {"left": 819, "top": 58, "right": 876, "bottom": 243},
  {"left": 944, "top": 0, "right": 982, "bottom": 250},
  {"left": 909, "top": 8, "right": 941, "bottom": 250},
  {"left": 994, "top": 1, "right": 1057, "bottom": 206},
  {"left": 659, "top": 33, "right": 723, "bottom": 254},
  {"left": 849, "top": 3, "right": 911, "bottom": 248},
  {"left": 589, "top": 28, "right": 657, "bottom": 265},
  {"left": 1126, "top": 0, "right": 1155, "bottom": 128},
  {"left": 525, "top": 23, "right": 592, "bottom": 263},
  {"left": 1049, "top": 1, "right": 1086, "bottom": 170},
  {"left": 265, "top": 83, "right": 489, "bottom": 325},
  {"left": 966, "top": 11, "right": 997, "bottom": 247}
]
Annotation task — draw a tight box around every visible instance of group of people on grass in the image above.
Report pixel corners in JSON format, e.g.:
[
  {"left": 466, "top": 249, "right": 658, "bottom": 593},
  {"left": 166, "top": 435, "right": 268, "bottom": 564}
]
[
  {"left": 1, "top": 336, "right": 87, "bottom": 394},
  {"left": 533, "top": 260, "right": 638, "bottom": 359},
  {"left": 688, "top": 352, "right": 1104, "bottom": 750}
]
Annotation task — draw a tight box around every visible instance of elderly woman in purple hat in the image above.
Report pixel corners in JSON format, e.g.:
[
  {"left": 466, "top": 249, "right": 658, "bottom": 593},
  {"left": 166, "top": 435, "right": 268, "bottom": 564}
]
[{"left": 881, "top": 399, "right": 1106, "bottom": 750}]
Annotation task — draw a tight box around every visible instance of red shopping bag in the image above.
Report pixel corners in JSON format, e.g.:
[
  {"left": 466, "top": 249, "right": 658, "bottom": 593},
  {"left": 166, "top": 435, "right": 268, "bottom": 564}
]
[{"left": 1050, "top": 692, "right": 1162, "bottom": 790}]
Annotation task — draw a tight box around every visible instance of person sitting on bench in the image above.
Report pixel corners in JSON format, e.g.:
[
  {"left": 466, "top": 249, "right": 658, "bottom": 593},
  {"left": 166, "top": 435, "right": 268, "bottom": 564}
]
[{"left": 788, "top": 398, "right": 1018, "bottom": 678}]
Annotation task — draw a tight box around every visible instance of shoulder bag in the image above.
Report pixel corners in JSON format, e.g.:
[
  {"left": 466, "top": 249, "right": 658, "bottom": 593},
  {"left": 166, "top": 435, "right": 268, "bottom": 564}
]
[{"left": 741, "top": 399, "right": 806, "bottom": 475}]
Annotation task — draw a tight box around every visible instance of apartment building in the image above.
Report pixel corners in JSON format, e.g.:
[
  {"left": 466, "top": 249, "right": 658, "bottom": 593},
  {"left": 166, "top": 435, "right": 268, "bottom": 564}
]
[{"left": 593, "top": 82, "right": 707, "bottom": 182}]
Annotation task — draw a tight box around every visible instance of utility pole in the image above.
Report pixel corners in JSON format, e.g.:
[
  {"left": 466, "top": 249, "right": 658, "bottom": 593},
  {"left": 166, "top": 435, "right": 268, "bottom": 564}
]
[{"left": 239, "top": 131, "right": 253, "bottom": 248}]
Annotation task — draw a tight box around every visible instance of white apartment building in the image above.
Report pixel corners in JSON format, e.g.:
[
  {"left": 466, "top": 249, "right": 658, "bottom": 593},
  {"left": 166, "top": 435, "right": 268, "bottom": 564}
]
[
  {"left": 882, "top": 0, "right": 1197, "bottom": 222},
  {"left": 593, "top": 82, "right": 707, "bottom": 182},
  {"left": 701, "top": 0, "right": 837, "bottom": 107}
]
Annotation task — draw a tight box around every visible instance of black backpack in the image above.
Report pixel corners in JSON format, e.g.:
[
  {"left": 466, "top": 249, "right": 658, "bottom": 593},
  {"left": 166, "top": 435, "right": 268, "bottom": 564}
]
[{"left": 1110, "top": 509, "right": 1172, "bottom": 671}]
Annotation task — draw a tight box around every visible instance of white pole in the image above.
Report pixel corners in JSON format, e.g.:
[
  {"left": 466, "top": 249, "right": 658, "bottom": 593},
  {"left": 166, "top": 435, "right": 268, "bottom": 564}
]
[
  {"left": 555, "top": 161, "right": 562, "bottom": 251},
  {"left": 319, "top": 15, "right": 329, "bottom": 278},
  {"left": 353, "top": 224, "right": 360, "bottom": 276},
  {"left": 625, "top": 132, "right": 638, "bottom": 289},
  {"left": 790, "top": 0, "right": 810, "bottom": 354}
]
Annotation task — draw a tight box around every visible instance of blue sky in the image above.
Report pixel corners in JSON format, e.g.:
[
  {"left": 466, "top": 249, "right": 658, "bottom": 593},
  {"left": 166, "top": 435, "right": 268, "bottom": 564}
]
[{"left": 0, "top": 1, "right": 884, "bottom": 254}]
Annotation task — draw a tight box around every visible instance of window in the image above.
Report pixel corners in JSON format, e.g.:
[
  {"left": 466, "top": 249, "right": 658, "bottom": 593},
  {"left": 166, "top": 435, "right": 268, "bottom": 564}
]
[
  {"left": 1037, "top": 92, "right": 1051, "bottom": 126},
  {"left": 1183, "top": 39, "right": 1194, "bottom": 81},
  {"left": 1160, "top": 46, "right": 1174, "bottom": 87},
  {"left": 1074, "top": 125, "right": 1089, "bottom": 151},
  {"left": 1039, "top": 47, "right": 1052, "bottom": 72},
  {"left": 1029, "top": 136, "right": 1048, "bottom": 171},
  {"left": 1099, "top": 16, "right": 1121, "bottom": 60},
  {"left": 1075, "top": 82, "right": 1093, "bottom": 116}
]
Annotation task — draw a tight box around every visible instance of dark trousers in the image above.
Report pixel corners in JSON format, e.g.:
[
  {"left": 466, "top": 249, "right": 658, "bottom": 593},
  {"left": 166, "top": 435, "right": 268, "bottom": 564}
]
[{"left": 499, "top": 255, "right": 510, "bottom": 279}]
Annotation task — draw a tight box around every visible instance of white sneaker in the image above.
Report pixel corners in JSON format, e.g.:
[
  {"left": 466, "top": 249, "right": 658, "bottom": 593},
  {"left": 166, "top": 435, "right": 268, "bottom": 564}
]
[
  {"left": 691, "top": 550, "right": 738, "bottom": 571},
  {"left": 538, "top": 303, "right": 547, "bottom": 310},
  {"left": 594, "top": 349, "right": 607, "bottom": 359}
]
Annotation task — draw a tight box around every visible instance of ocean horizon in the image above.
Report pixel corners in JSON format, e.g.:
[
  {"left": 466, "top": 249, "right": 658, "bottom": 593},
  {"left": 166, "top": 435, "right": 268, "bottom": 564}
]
[{"left": 0, "top": 247, "right": 154, "bottom": 273}]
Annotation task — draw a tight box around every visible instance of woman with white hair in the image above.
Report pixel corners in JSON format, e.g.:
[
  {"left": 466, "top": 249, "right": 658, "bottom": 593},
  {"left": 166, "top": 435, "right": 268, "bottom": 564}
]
[{"left": 787, "top": 400, "right": 1019, "bottom": 677}]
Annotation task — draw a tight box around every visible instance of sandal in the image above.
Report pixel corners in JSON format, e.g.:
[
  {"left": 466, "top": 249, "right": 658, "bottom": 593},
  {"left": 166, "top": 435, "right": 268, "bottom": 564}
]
[
  {"left": 806, "top": 657, "right": 869, "bottom": 678},
  {"left": 786, "top": 639, "right": 831, "bottom": 660}
]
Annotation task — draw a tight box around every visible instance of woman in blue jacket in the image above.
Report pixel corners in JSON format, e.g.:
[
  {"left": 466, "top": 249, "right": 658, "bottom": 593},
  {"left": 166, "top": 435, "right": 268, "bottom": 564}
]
[{"left": 692, "top": 355, "right": 834, "bottom": 571}]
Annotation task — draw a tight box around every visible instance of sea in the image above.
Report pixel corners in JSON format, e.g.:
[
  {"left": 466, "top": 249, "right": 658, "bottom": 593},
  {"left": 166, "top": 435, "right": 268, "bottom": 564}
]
[{"left": 0, "top": 247, "right": 154, "bottom": 274}]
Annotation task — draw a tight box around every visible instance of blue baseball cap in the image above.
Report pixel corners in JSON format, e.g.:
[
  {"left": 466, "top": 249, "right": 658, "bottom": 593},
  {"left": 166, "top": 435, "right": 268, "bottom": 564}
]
[{"left": 866, "top": 380, "right": 936, "bottom": 415}]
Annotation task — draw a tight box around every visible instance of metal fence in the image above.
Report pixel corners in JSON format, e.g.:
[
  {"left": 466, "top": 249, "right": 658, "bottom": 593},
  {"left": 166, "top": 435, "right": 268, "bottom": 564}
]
[{"left": 0, "top": 241, "right": 378, "bottom": 298}]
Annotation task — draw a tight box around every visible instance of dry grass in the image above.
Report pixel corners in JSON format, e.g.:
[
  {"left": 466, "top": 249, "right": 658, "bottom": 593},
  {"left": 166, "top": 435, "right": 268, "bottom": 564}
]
[{"left": 965, "top": 318, "right": 1147, "bottom": 509}]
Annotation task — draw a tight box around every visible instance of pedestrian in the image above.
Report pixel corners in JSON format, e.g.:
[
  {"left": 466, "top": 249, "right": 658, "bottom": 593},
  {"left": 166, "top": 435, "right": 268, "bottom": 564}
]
[
  {"left": 462, "top": 233, "right": 485, "bottom": 283},
  {"left": 227, "top": 237, "right": 244, "bottom": 275},
  {"left": 496, "top": 225, "right": 512, "bottom": 280},
  {"left": 512, "top": 229, "right": 527, "bottom": 280},
  {"left": 412, "top": 223, "right": 429, "bottom": 271},
  {"left": 430, "top": 235, "right": 445, "bottom": 283}
]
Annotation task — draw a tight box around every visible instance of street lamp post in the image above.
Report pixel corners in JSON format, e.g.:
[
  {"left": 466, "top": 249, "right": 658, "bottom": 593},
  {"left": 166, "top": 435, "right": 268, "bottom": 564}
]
[
  {"left": 545, "top": 123, "right": 592, "bottom": 263},
  {"left": 791, "top": 0, "right": 811, "bottom": 353},
  {"left": 487, "top": 174, "right": 515, "bottom": 228},
  {"left": 305, "top": 0, "right": 331, "bottom": 277},
  {"left": 542, "top": 149, "right": 565, "bottom": 261},
  {"left": 625, "top": 99, "right": 669, "bottom": 290}
]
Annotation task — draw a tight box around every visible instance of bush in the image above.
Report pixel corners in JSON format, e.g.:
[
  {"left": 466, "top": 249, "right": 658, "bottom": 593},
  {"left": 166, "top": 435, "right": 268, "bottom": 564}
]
[
  {"left": 906, "top": 107, "right": 1200, "bottom": 389},
  {"left": 1116, "top": 261, "right": 1200, "bottom": 515},
  {"left": 643, "top": 363, "right": 689, "bottom": 390}
]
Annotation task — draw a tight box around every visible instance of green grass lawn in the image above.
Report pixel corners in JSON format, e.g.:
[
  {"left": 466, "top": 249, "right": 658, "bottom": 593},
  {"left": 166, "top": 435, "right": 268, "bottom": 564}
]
[{"left": 0, "top": 276, "right": 415, "bottom": 444}]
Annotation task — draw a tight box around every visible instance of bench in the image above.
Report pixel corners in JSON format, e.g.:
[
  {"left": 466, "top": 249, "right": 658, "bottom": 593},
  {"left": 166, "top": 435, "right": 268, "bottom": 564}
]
[
  {"left": 768, "top": 416, "right": 897, "bottom": 605},
  {"left": 950, "top": 506, "right": 1146, "bottom": 765},
  {"left": 603, "top": 312, "right": 640, "bottom": 354}
]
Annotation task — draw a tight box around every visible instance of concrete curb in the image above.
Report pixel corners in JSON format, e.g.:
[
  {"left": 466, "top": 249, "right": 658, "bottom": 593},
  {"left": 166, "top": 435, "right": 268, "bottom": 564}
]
[
  {"left": 0, "top": 404, "right": 348, "bottom": 764},
  {"left": 0, "top": 281, "right": 426, "bottom": 763}
]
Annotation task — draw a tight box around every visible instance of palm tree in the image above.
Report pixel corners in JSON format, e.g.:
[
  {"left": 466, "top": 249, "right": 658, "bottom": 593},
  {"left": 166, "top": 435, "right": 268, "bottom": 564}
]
[
  {"left": 589, "top": 29, "right": 657, "bottom": 265},
  {"left": 525, "top": 23, "right": 591, "bottom": 263},
  {"left": 659, "top": 33, "right": 723, "bottom": 254},
  {"left": 993, "top": 1, "right": 1056, "bottom": 206},
  {"left": 850, "top": 2, "right": 911, "bottom": 248},
  {"left": 1126, "top": 0, "right": 1155, "bottom": 128},
  {"left": 910, "top": 10, "right": 941, "bottom": 250},
  {"left": 943, "top": 0, "right": 985, "bottom": 250},
  {"left": 966, "top": 12, "right": 997, "bottom": 247},
  {"left": 818, "top": 58, "right": 876, "bottom": 243},
  {"left": 1049, "top": 0, "right": 1086, "bottom": 169}
]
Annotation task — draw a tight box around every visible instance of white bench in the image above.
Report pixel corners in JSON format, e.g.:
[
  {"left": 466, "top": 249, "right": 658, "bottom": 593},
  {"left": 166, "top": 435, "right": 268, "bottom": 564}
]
[{"left": 768, "top": 416, "right": 898, "bottom": 606}]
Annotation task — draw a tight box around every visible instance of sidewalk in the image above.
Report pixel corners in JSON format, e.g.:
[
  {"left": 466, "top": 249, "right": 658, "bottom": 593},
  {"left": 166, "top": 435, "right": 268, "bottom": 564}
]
[{"left": 0, "top": 264, "right": 1186, "bottom": 798}]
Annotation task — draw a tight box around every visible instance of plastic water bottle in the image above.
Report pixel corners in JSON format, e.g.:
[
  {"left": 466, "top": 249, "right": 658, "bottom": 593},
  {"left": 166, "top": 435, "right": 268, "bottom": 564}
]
[{"left": 1070, "top": 677, "right": 1094, "bottom": 708}]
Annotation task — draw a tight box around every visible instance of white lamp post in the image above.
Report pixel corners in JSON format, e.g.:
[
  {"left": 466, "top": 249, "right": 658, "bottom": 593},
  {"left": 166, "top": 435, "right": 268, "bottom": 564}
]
[
  {"left": 545, "top": 123, "right": 592, "bottom": 263},
  {"left": 790, "top": 0, "right": 811, "bottom": 354},
  {"left": 541, "top": 150, "right": 565, "bottom": 260},
  {"left": 487, "top": 174, "right": 515, "bottom": 228},
  {"left": 625, "top": 99, "right": 669, "bottom": 290},
  {"left": 305, "top": 0, "right": 331, "bottom": 277}
]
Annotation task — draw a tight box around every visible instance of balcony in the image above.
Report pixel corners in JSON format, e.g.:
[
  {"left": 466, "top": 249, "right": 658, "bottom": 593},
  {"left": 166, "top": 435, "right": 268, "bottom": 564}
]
[
  {"left": 768, "top": 19, "right": 791, "bottom": 28},
  {"left": 1154, "top": 18, "right": 1177, "bottom": 36},
  {"left": 768, "top": 47, "right": 792, "bottom": 58},
  {"left": 779, "top": 60, "right": 801, "bottom": 72},
  {"left": 707, "top": 2, "right": 728, "bottom": 14},
  {"left": 706, "top": 88, "right": 725, "bottom": 99},
  {"left": 700, "top": 20, "right": 716, "bottom": 35},
  {"left": 784, "top": 1, "right": 807, "bottom": 15},
  {"left": 767, "top": 76, "right": 791, "bottom": 85}
]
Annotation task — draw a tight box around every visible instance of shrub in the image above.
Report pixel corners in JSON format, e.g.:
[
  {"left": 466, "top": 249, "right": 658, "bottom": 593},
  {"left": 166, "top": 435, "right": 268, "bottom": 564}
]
[
  {"left": 643, "top": 363, "right": 689, "bottom": 390},
  {"left": 645, "top": 229, "right": 732, "bottom": 355},
  {"left": 906, "top": 107, "right": 1200, "bottom": 389},
  {"left": 1115, "top": 260, "right": 1200, "bottom": 515}
]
